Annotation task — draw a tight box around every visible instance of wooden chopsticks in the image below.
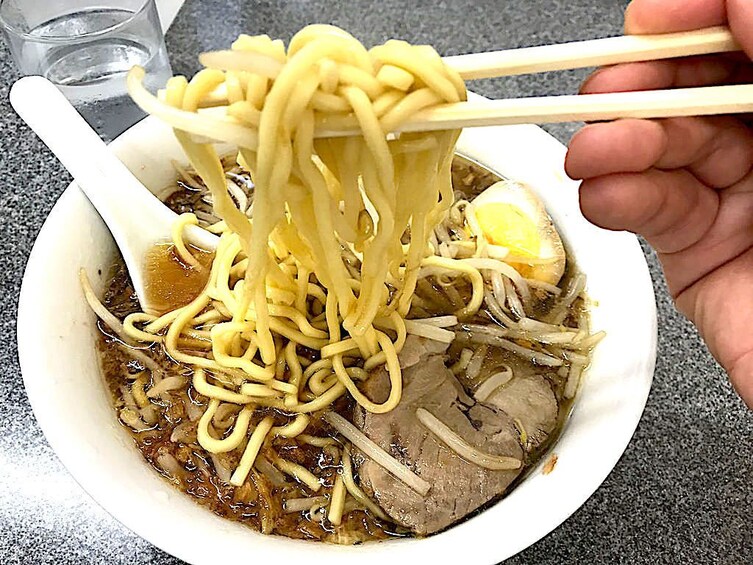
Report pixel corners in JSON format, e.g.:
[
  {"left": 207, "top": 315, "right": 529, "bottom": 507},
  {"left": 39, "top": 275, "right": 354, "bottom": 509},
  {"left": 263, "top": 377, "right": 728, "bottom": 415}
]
[
  {"left": 444, "top": 26, "right": 739, "bottom": 80},
  {"left": 368, "top": 85, "right": 753, "bottom": 133},
  {"left": 315, "top": 26, "right": 750, "bottom": 137},
  {"left": 198, "top": 27, "right": 748, "bottom": 137},
  {"left": 317, "top": 83, "right": 753, "bottom": 137}
]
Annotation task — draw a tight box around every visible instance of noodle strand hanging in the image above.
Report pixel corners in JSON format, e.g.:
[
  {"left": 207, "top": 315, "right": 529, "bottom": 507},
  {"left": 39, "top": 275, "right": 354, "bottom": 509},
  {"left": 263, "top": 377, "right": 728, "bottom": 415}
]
[{"left": 126, "top": 25, "right": 466, "bottom": 426}]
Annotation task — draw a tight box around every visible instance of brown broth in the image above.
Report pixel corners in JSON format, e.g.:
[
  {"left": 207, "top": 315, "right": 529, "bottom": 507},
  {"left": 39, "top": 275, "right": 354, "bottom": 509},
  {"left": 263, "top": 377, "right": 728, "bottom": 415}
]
[
  {"left": 143, "top": 244, "right": 213, "bottom": 315},
  {"left": 96, "top": 156, "right": 590, "bottom": 544},
  {"left": 98, "top": 266, "right": 406, "bottom": 543}
]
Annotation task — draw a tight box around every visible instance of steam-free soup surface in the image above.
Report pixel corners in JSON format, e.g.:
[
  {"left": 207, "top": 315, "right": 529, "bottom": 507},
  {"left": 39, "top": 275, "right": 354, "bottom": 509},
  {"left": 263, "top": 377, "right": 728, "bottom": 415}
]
[{"left": 97, "top": 156, "right": 589, "bottom": 543}]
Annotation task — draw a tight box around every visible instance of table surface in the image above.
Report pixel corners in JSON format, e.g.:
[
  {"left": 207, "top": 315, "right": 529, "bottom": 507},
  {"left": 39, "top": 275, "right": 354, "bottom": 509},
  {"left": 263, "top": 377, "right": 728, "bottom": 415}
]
[{"left": 1, "top": 1, "right": 751, "bottom": 564}]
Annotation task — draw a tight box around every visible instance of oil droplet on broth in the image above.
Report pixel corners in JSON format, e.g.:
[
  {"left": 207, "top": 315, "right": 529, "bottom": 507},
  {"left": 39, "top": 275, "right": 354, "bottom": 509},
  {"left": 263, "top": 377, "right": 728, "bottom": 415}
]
[{"left": 143, "top": 244, "right": 213, "bottom": 315}]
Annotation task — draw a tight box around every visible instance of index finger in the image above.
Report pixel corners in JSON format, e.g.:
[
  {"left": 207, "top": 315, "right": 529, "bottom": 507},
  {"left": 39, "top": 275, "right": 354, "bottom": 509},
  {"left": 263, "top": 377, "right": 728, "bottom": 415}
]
[
  {"left": 625, "top": 0, "right": 753, "bottom": 58},
  {"left": 625, "top": 0, "right": 726, "bottom": 34}
]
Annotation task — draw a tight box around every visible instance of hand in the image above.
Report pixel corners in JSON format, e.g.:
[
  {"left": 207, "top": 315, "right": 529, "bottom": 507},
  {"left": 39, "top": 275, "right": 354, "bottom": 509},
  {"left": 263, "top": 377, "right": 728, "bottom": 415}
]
[{"left": 565, "top": 0, "right": 753, "bottom": 408}]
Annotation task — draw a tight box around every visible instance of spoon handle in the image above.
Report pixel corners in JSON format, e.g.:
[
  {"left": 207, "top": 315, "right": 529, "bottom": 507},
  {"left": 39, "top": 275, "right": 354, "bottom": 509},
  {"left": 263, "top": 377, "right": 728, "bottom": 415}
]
[
  {"left": 11, "top": 76, "right": 217, "bottom": 242},
  {"left": 10, "top": 76, "right": 218, "bottom": 310}
]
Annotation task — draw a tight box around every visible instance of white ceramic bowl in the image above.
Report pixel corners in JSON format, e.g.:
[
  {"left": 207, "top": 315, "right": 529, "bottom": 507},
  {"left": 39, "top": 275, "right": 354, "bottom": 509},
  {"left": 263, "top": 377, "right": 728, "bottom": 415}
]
[{"left": 17, "top": 115, "right": 656, "bottom": 565}]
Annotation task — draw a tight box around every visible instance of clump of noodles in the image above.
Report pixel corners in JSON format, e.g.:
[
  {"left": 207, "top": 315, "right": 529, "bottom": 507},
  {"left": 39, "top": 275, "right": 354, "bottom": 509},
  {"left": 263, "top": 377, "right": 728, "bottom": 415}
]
[
  {"left": 112, "top": 25, "right": 468, "bottom": 498},
  {"left": 87, "top": 25, "right": 604, "bottom": 530},
  {"left": 125, "top": 25, "right": 466, "bottom": 417}
]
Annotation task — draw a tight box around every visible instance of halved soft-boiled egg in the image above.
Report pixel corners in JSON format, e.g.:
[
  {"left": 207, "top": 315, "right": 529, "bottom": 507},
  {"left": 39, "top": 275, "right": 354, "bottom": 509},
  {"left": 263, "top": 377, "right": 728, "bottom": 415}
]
[{"left": 471, "top": 180, "right": 566, "bottom": 285}]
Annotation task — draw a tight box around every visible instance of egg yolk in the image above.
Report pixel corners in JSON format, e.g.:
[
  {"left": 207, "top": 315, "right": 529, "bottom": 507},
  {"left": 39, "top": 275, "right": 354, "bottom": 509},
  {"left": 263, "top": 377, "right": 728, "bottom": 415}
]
[{"left": 475, "top": 203, "right": 540, "bottom": 258}]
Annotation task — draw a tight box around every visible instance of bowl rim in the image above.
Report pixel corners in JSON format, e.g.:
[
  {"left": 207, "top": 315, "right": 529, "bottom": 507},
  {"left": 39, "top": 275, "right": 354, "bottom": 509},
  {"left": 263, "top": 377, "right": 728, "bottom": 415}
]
[{"left": 17, "top": 111, "right": 657, "bottom": 565}]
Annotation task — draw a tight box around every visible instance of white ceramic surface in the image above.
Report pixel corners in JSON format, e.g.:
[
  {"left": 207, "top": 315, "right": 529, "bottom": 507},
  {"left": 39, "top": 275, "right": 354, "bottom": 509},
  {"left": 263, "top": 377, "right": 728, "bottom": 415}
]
[
  {"left": 10, "top": 76, "right": 218, "bottom": 314},
  {"left": 17, "top": 114, "right": 657, "bottom": 565}
]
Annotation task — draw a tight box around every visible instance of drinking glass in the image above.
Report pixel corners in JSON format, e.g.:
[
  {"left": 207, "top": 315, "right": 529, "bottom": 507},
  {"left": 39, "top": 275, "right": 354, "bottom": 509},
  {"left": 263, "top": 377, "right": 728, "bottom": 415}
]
[{"left": 1, "top": 0, "right": 173, "bottom": 140}]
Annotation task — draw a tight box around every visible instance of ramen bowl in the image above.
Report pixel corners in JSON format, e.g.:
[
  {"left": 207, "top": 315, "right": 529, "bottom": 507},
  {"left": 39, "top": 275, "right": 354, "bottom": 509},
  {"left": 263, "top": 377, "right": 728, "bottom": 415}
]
[{"left": 17, "top": 110, "right": 656, "bottom": 564}]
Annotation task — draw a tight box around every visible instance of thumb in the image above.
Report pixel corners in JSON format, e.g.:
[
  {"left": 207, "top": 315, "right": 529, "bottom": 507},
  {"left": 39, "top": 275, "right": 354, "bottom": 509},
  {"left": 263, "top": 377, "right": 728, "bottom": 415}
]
[{"left": 729, "top": 0, "right": 753, "bottom": 60}]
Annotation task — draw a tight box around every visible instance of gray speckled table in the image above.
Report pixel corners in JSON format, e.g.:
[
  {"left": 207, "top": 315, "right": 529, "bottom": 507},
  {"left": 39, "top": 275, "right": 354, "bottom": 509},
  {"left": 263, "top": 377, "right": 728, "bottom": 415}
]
[{"left": 1, "top": 1, "right": 751, "bottom": 563}]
